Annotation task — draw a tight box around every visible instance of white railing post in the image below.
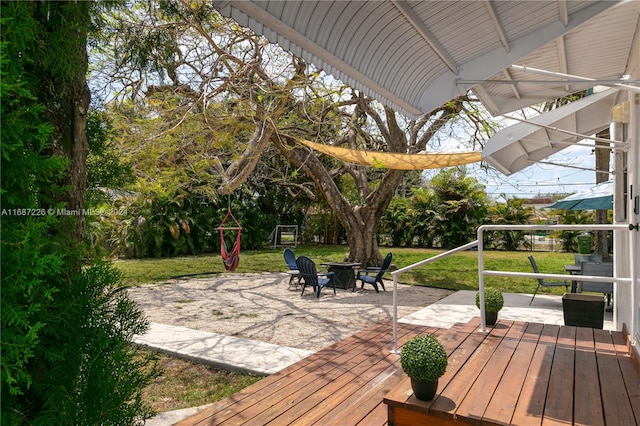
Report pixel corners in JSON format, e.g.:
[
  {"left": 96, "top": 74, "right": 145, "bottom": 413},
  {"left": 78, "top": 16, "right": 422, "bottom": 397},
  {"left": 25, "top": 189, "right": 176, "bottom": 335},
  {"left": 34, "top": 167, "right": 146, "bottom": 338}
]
[
  {"left": 391, "top": 274, "right": 399, "bottom": 354},
  {"left": 478, "top": 227, "right": 486, "bottom": 332}
]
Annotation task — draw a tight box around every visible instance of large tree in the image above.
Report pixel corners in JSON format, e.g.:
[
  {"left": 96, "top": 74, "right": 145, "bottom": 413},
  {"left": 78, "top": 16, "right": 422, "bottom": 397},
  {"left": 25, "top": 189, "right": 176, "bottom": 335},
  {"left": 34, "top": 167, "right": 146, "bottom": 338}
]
[
  {"left": 96, "top": 0, "right": 493, "bottom": 265},
  {"left": 272, "top": 95, "right": 478, "bottom": 263}
]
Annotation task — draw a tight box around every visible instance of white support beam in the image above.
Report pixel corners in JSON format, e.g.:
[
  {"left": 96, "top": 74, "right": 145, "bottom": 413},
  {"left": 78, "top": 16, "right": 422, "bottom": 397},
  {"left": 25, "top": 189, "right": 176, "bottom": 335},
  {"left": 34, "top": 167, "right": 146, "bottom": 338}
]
[
  {"left": 505, "top": 114, "right": 625, "bottom": 145},
  {"left": 555, "top": 37, "right": 570, "bottom": 91},
  {"left": 510, "top": 65, "right": 640, "bottom": 93},
  {"left": 501, "top": 68, "right": 522, "bottom": 99},
  {"left": 558, "top": 0, "right": 569, "bottom": 26},
  {"left": 483, "top": 0, "right": 510, "bottom": 52},
  {"left": 391, "top": 0, "right": 459, "bottom": 74}
]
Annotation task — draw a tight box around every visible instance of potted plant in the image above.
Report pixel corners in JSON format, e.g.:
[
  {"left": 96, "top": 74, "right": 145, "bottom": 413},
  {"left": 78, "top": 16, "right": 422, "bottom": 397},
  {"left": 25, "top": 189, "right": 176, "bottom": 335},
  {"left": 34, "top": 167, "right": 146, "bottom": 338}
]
[
  {"left": 400, "top": 334, "right": 448, "bottom": 401},
  {"left": 475, "top": 287, "right": 504, "bottom": 326}
]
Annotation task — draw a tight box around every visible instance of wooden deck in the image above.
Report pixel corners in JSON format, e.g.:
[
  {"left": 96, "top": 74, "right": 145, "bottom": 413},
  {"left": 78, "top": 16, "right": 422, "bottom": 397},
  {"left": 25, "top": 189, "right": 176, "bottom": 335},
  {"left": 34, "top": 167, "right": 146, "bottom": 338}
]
[{"left": 176, "top": 318, "right": 640, "bottom": 425}]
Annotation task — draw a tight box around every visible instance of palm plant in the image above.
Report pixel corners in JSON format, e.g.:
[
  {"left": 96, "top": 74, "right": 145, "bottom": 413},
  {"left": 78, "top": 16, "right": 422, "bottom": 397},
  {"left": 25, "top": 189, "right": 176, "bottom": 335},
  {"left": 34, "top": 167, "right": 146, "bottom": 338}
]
[
  {"left": 556, "top": 210, "right": 595, "bottom": 252},
  {"left": 429, "top": 168, "right": 488, "bottom": 249},
  {"left": 380, "top": 197, "right": 415, "bottom": 247},
  {"left": 488, "top": 198, "right": 534, "bottom": 251}
]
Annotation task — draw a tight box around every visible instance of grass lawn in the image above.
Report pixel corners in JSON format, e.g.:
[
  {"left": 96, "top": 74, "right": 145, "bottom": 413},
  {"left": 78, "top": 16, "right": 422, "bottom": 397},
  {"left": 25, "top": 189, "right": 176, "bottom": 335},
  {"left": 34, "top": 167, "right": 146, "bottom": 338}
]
[
  {"left": 119, "top": 245, "right": 576, "bottom": 415},
  {"left": 116, "top": 245, "right": 576, "bottom": 296},
  {"left": 141, "top": 352, "right": 261, "bottom": 414}
]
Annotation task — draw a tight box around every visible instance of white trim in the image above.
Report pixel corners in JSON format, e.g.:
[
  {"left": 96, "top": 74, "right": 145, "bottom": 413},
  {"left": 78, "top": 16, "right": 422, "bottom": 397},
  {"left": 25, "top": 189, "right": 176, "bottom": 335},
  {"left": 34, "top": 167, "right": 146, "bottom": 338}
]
[
  {"left": 504, "top": 115, "right": 625, "bottom": 146},
  {"left": 509, "top": 65, "right": 640, "bottom": 94}
]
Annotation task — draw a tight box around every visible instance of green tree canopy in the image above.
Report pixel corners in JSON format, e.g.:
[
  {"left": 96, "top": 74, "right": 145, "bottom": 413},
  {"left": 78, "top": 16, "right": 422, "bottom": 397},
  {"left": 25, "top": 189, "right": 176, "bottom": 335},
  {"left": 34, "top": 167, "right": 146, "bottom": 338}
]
[
  {"left": 488, "top": 197, "right": 534, "bottom": 251},
  {"left": 92, "top": 0, "right": 497, "bottom": 265},
  {"left": 428, "top": 168, "right": 489, "bottom": 249}
]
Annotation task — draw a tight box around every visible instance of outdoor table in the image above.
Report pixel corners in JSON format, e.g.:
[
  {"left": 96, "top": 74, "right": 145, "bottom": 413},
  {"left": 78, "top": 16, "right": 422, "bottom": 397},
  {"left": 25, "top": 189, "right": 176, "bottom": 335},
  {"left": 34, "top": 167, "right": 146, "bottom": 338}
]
[
  {"left": 564, "top": 264, "right": 581, "bottom": 293},
  {"left": 320, "top": 262, "right": 361, "bottom": 290}
]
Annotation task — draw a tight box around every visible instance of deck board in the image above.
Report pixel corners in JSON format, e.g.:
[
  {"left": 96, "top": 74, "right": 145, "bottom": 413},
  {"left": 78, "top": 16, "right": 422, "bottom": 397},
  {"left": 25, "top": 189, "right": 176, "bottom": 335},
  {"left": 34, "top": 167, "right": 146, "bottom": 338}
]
[
  {"left": 456, "top": 321, "right": 524, "bottom": 423},
  {"left": 594, "top": 329, "right": 637, "bottom": 426},
  {"left": 177, "top": 318, "right": 640, "bottom": 426},
  {"left": 612, "top": 330, "right": 640, "bottom": 422},
  {"left": 483, "top": 322, "right": 544, "bottom": 425},
  {"left": 228, "top": 323, "right": 412, "bottom": 425},
  {"left": 573, "top": 327, "right": 603, "bottom": 426},
  {"left": 181, "top": 322, "right": 394, "bottom": 425},
  {"left": 511, "top": 324, "right": 560, "bottom": 425},
  {"left": 543, "top": 325, "right": 576, "bottom": 425},
  {"left": 430, "top": 319, "right": 513, "bottom": 420}
]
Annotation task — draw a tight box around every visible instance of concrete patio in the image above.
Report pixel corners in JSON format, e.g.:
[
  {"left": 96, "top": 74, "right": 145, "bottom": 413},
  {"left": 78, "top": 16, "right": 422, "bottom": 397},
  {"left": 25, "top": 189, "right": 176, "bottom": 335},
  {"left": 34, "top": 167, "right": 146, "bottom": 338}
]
[{"left": 401, "top": 290, "right": 614, "bottom": 330}]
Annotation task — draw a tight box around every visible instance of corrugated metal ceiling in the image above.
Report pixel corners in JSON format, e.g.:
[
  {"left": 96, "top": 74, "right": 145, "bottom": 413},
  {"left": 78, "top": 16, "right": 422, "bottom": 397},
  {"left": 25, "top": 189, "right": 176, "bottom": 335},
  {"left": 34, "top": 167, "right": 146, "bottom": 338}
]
[
  {"left": 482, "top": 88, "right": 625, "bottom": 175},
  {"left": 213, "top": 0, "right": 638, "bottom": 118}
]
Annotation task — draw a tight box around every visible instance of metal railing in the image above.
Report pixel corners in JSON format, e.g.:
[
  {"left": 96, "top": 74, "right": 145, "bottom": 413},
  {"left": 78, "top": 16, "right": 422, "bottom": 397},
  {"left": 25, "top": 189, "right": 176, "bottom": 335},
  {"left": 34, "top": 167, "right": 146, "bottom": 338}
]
[
  {"left": 389, "top": 223, "right": 631, "bottom": 354},
  {"left": 389, "top": 240, "right": 479, "bottom": 354}
]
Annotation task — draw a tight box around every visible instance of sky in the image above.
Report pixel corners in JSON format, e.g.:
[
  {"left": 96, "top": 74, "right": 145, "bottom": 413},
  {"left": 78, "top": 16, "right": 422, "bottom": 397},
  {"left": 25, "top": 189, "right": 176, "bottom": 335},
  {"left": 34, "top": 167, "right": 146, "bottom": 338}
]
[
  {"left": 425, "top": 110, "right": 610, "bottom": 202},
  {"left": 478, "top": 143, "right": 603, "bottom": 200},
  {"left": 424, "top": 132, "right": 608, "bottom": 202}
]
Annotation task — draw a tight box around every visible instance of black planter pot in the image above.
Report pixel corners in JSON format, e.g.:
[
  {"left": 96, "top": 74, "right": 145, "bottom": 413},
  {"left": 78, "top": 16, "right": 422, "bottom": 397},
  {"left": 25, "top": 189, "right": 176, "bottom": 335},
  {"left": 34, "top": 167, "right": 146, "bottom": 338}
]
[
  {"left": 486, "top": 311, "right": 498, "bottom": 326},
  {"left": 410, "top": 377, "right": 438, "bottom": 401}
]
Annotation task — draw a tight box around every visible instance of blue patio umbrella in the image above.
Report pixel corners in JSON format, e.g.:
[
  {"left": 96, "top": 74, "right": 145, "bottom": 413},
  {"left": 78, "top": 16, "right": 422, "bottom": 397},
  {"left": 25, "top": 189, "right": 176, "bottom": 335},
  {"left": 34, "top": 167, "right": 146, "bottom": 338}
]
[{"left": 548, "top": 181, "right": 613, "bottom": 210}]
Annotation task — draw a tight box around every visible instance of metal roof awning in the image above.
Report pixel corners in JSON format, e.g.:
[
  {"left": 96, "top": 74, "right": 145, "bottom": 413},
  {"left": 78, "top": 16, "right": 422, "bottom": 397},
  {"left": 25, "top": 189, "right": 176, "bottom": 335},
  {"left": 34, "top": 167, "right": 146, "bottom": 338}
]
[
  {"left": 473, "top": 2, "right": 639, "bottom": 115},
  {"left": 213, "top": 1, "right": 638, "bottom": 118},
  {"left": 481, "top": 88, "right": 625, "bottom": 176}
]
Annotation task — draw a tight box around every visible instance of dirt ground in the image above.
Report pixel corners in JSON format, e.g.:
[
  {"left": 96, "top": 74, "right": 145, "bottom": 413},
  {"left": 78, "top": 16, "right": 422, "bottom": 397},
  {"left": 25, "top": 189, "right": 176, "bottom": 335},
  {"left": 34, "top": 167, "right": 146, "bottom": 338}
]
[{"left": 127, "top": 272, "right": 453, "bottom": 352}]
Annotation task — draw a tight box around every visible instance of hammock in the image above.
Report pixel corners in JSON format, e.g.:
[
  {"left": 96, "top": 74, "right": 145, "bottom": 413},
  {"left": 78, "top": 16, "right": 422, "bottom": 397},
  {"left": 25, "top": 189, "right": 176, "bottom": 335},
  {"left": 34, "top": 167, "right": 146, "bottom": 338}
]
[
  {"left": 293, "top": 135, "right": 482, "bottom": 170},
  {"left": 218, "top": 209, "right": 242, "bottom": 272}
]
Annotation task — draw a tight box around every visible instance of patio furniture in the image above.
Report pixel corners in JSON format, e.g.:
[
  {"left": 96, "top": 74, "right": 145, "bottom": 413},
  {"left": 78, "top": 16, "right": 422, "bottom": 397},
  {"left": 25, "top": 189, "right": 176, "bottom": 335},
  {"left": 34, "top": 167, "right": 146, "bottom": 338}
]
[
  {"left": 564, "top": 264, "right": 581, "bottom": 293},
  {"left": 579, "top": 261, "right": 613, "bottom": 307},
  {"left": 296, "top": 256, "right": 336, "bottom": 298},
  {"left": 320, "top": 261, "right": 362, "bottom": 290},
  {"left": 574, "top": 253, "right": 603, "bottom": 265},
  {"left": 283, "top": 248, "right": 300, "bottom": 288},
  {"left": 355, "top": 253, "right": 392, "bottom": 293},
  {"left": 528, "top": 255, "right": 570, "bottom": 305},
  {"left": 562, "top": 293, "right": 605, "bottom": 329}
]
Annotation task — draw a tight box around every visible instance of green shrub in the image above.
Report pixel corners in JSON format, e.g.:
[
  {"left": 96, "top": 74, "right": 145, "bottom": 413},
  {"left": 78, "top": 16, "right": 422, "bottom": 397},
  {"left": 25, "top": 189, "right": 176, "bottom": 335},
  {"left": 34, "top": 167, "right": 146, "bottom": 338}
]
[
  {"left": 400, "top": 335, "right": 448, "bottom": 382},
  {"left": 92, "top": 190, "right": 277, "bottom": 259},
  {"left": 475, "top": 287, "right": 504, "bottom": 313},
  {"left": 3, "top": 262, "right": 159, "bottom": 425},
  {"left": 1, "top": 4, "right": 159, "bottom": 424}
]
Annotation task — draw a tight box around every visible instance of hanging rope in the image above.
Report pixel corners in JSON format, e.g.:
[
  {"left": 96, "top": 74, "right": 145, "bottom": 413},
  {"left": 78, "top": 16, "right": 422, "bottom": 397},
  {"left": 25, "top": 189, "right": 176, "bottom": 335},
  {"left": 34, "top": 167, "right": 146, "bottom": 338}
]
[{"left": 218, "top": 203, "right": 242, "bottom": 272}]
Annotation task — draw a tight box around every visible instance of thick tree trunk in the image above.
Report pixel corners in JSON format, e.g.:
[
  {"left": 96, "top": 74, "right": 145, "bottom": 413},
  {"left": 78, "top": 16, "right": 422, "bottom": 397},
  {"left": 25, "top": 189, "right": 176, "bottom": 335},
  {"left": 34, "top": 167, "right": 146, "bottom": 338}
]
[
  {"left": 68, "top": 81, "right": 91, "bottom": 241},
  {"left": 344, "top": 214, "right": 383, "bottom": 266},
  {"left": 273, "top": 134, "right": 404, "bottom": 267},
  {"left": 38, "top": 2, "right": 91, "bottom": 244}
]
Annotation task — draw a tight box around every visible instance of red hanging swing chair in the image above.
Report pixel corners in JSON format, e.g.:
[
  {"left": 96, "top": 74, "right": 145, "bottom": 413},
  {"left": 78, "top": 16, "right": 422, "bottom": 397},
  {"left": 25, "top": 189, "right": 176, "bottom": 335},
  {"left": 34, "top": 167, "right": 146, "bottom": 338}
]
[{"left": 218, "top": 208, "right": 242, "bottom": 272}]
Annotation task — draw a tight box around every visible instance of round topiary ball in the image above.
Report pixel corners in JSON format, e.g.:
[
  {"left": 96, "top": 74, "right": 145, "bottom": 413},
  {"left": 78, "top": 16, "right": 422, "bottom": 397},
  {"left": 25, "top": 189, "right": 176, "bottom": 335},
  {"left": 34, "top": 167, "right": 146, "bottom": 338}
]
[
  {"left": 475, "top": 287, "right": 504, "bottom": 313},
  {"left": 400, "top": 334, "right": 448, "bottom": 382}
]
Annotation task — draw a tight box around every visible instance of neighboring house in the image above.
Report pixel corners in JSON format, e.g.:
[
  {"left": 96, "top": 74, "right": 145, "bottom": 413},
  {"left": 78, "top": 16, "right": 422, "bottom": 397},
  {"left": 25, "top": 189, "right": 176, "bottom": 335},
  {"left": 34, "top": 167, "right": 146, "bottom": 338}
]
[
  {"left": 523, "top": 197, "right": 554, "bottom": 223},
  {"left": 524, "top": 197, "right": 556, "bottom": 211}
]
